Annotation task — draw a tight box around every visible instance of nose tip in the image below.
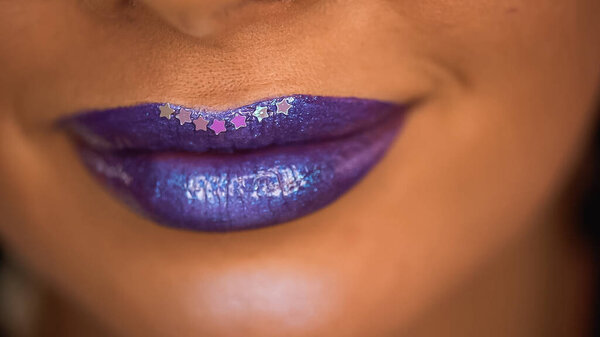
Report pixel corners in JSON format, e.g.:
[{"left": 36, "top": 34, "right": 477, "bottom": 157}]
[{"left": 140, "top": 0, "right": 244, "bottom": 37}]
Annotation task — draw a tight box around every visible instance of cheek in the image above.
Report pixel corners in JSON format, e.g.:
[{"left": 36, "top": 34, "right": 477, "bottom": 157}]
[{"left": 395, "top": 0, "right": 600, "bottom": 227}]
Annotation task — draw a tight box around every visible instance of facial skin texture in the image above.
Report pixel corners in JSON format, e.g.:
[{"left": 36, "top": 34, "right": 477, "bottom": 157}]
[{"left": 0, "top": 0, "right": 600, "bottom": 336}]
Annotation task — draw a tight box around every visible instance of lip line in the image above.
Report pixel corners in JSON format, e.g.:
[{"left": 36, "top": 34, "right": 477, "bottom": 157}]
[
  {"left": 84, "top": 109, "right": 404, "bottom": 156},
  {"left": 61, "top": 94, "right": 409, "bottom": 231},
  {"left": 82, "top": 114, "right": 403, "bottom": 158}
]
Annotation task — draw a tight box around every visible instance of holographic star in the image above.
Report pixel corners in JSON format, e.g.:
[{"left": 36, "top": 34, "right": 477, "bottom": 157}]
[
  {"left": 176, "top": 108, "right": 192, "bottom": 125},
  {"left": 276, "top": 99, "right": 292, "bottom": 115},
  {"left": 209, "top": 119, "right": 227, "bottom": 135},
  {"left": 253, "top": 106, "right": 269, "bottom": 122},
  {"left": 193, "top": 116, "right": 209, "bottom": 131},
  {"left": 159, "top": 104, "right": 174, "bottom": 119},
  {"left": 230, "top": 114, "right": 247, "bottom": 129}
]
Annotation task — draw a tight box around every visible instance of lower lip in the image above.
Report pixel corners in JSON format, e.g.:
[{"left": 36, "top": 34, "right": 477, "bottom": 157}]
[{"left": 65, "top": 96, "right": 406, "bottom": 232}]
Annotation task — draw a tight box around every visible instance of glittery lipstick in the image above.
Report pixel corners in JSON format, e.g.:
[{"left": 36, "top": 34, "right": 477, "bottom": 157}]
[{"left": 61, "top": 95, "right": 407, "bottom": 231}]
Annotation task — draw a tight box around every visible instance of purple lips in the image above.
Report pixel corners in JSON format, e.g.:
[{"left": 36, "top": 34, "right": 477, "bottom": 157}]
[{"left": 61, "top": 95, "right": 407, "bottom": 231}]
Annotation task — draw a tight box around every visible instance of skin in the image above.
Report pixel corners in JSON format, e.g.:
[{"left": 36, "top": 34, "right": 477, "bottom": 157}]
[{"left": 0, "top": 0, "right": 599, "bottom": 336}]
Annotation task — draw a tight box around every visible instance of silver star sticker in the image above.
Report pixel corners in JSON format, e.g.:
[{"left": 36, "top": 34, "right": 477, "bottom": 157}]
[
  {"left": 276, "top": 99, "right": 292, "bottom": 115},
  {"left": 253, "top": 106, "right": 269, "bottom": 122},
  {"left": 159, "top": 104, "right": 174, "bottom": 119}
]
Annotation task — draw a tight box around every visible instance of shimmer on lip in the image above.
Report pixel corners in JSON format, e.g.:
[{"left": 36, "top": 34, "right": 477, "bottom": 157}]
[{"left": 61, "top": 95, "right": 407, "bottom": 232}]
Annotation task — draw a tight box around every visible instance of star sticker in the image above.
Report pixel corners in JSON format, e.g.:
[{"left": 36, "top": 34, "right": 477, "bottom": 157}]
[
  {"left": 176, "top": 108, "right": 192, "bottom": 125},
  {"left": 230, "top": 114, "right": 247, "bottom": 129},
  {"left": 159, "top": 104, "right": 174, "bottom": 119},
  {"left": 276, "top": 99, "right": 292, "bottom": 115},
  {"left": 209, "top": 119, "right": 227, "bottom": 135},
  {"left": 193, "top": 116, "right": 209, "bottom": 131},
  {"left": 253, "top": 106, "right": 269, "bottom": 122}
]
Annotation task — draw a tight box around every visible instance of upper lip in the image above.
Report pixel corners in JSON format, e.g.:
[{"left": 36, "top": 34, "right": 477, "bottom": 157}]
[{"left": 59, "top": 94, "right": 405, "bottom": 153}]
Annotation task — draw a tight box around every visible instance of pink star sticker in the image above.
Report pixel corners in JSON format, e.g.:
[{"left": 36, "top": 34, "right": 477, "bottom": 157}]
[
  {"left": 230, "top": 114, "right": 247, "bottom": 129},
  {"left": 193, "top": 117, "right": 209, "bottom": 131},
  {"left": 176, "top": 108, "right": 192, "bottom": 125},
  {"left": 209, "top": 119, "right": 227, "bottom": 135},
  {"left": 276, "top": 99, "right": 292, "bottom": 115}
]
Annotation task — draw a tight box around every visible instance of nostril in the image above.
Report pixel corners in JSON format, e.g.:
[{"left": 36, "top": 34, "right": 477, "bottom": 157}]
[
  {"left": 81, "top": 0, "right": 136, "bottom": 17},
  {"left": 139, "top": 0, "right": 244, "bottom": 38},
  {"left": 159, "top": 11, "right": 219, "bottom": 38}
]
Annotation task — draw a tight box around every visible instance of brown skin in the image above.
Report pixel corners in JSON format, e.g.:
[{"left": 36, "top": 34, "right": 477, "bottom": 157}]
[{"left": 0, "top": 0, "right": 599, "bottom": 336}]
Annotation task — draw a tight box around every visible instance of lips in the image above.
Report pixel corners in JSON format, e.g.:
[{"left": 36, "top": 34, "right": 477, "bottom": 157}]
[{"left": 61, "top": 95, "right": 407, "bottom": 231}]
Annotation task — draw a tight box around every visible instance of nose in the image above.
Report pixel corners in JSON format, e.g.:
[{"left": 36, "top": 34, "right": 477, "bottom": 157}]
[{"left": 139, "top": 0, "right": 245, "bottom": 37}]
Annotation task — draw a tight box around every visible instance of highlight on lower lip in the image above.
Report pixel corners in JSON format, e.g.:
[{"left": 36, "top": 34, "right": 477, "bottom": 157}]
[{"left": 62, "top": 95, "right": 407, "bottom": 232}]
